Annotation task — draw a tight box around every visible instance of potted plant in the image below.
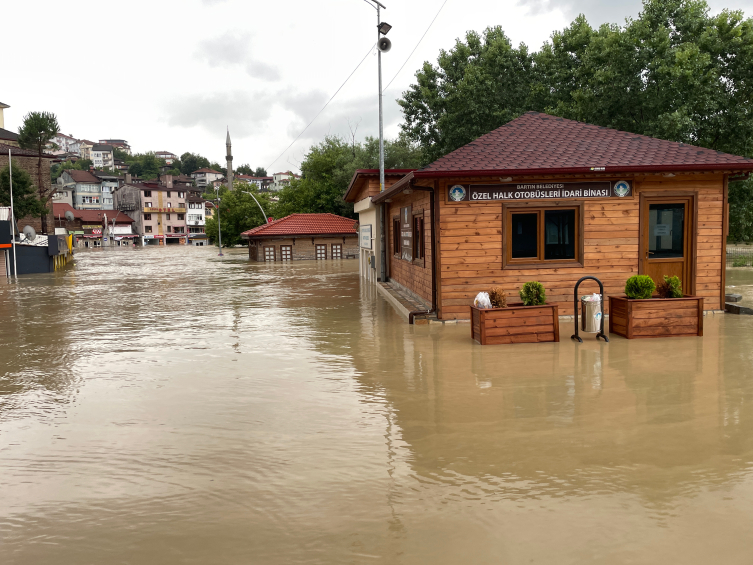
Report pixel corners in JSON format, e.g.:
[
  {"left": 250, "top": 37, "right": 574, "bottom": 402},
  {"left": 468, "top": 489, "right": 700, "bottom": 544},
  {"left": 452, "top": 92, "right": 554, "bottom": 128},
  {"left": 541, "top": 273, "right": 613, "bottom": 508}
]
[
  {"left": 609, "top": 275, "right": 704, "bottom": 339},
  {"left": 471, "top": 282, "right": 560, "bottom": 345}
]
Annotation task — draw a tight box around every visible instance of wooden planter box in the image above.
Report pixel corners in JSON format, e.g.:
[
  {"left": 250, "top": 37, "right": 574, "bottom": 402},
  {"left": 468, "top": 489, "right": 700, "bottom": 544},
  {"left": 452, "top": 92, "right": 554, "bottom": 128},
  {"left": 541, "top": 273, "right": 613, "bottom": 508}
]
[
  {"left": 609, "top": 295, "right": 704, "bottom": 339},
  {"left": 470, "top": 303, "right": 560, "bottom": 345}
]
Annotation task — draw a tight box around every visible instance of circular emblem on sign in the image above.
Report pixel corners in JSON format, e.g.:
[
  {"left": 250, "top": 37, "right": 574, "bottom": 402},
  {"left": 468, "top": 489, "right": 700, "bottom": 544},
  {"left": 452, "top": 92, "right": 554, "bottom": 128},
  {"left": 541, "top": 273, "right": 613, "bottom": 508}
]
[
  {"left": 449, "top": 185, "right": 466, "bottom": 202},
  {"left": 614, "top": 180, "right": 630, "bottom": 197}
]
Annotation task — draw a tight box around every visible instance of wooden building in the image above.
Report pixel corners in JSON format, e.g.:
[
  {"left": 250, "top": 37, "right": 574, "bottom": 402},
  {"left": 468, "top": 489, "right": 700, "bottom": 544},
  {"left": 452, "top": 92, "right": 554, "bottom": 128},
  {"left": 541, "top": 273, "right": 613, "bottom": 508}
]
[
  {"left": 343, "top": 169, "right": 415, "bottom": 284},
  {"left": 370, "top": 112, "right": 753, "bottom": 320},
  {"left": 241, "top": 213, "right": 358, "bottom": 261}
]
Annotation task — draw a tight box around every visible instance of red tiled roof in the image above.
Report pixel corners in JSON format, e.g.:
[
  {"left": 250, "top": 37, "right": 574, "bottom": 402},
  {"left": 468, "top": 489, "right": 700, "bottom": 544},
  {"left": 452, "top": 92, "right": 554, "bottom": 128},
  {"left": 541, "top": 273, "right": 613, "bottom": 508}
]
[
  {"left": 418, "top": 112, "right": 753, "bottom": 175},
  {"left": 64, "top": 169, "right": 100, "bottom": 183},
  {"left": 241, "top": 213, "right": 358, "bottom": 238},
  {"left": 191, "top": 168, "right": 222, "bottom": 174},
  {"left": 53, "top": 203, "right": 134, "bottom": 224}
]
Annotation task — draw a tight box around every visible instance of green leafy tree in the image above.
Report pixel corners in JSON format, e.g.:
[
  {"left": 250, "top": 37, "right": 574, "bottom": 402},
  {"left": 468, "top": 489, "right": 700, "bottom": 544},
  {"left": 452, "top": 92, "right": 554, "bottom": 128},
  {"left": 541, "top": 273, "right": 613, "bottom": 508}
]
[
  {"left": 127, "top": 152, "right": 164, "bottom": 180},
  {"left": 0, "top": 163, "right": 48, "bottom": 231},
  {"left": 205, "top": 182, "right": 275, "bottom": 246},
  {"left": 275, "top": 134, "right": 424, "bottom": 219},
  {"left": 237, "top": 164, "right": 254, "bottom": 175},
  {"left": 254, "top": 167, "right": 268, "bottom": 177},
  {"left": 180, "top": 152, "right": 211, "bottom": 175},
  {"left": 17, "top": 111, "right": 59, "bottom": 233}
]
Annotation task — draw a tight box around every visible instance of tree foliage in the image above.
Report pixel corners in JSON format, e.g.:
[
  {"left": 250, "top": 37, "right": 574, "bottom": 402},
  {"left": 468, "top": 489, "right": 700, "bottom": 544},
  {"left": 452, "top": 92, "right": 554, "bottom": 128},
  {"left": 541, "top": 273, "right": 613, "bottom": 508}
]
[
  {"left": 126, "top": 153, "right": 164, "bottom": 180},
  {"left": 205, "top": 182, "right": 276, "bottom": 247},
  {"left": 398, "top": 0, "right": 753, "bottom": 238},
  {"left": 237, "top": 164, "right": 269, "bottom": 177},
  {"left": 0, "top": 163, "right": 48, "bottom": 227},
  {"left": 275, "top": 134, "right": 424, "bottom": 219},
  {"left": 17, "top": 111, "right": 59, "bottom": 232},
  {"left": 180, "top": 152, "right": 211, "bottom": 175}
]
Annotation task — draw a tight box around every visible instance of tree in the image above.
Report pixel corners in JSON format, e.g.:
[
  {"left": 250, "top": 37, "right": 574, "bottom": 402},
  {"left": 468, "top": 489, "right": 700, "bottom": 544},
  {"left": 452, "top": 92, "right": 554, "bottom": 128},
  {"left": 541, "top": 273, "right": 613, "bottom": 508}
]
[
  {"left": 180, "top": 152, "right": 211, "bottom": 175},
  {"left": 237, "top": 164, "right": 254, "bottom": 175},
  {"left": 205, "top": 182, "right": 275, "bottom": 246},
  {"left": 17, "top": 111, "right": 59, "bottom": 233},
  {"left": 254, "top": 167, "right": 268, "bottom": 177},
  {"left": 0, "top": 163, "right": 48, "bottom": 231},
  {"left": 127, "top": 152, "right": 164, "bottom": 180},
  {"left": 274, "top": 134, "right": 425, "bottom": 218}
]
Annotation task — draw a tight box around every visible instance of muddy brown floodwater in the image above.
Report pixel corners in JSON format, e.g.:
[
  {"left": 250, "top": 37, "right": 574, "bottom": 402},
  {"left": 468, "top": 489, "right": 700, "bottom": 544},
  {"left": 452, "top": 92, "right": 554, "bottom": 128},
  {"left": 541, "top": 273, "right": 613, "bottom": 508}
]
[{"left": 2, "top": 246, "right": 753, "bottom": 564}]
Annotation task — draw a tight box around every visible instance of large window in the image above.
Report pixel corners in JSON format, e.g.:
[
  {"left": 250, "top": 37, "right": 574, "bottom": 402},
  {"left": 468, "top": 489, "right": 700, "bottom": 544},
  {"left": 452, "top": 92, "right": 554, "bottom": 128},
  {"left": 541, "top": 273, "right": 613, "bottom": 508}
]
[
  {"left": 316, "top": 244, "right": 327, "bottom": 260},
  {"left": 331, "top": 244, "right": 342, "bottom": 259},
  {"left": 281, "top": 245, "right": 292, "bottom": 261},
  {"left": 505, "top": 205, "right": 580, "bottom": 267},
  {"left": 264, "top": 246, "right": 275, "bottom": 261}
]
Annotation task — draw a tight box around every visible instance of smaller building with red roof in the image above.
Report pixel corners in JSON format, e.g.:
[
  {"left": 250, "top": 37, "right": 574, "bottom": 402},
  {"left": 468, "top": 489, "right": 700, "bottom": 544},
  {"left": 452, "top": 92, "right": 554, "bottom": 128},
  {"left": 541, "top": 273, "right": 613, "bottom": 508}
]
[{"left": 241, "top": 213, "right": 358, "bottom": 262}]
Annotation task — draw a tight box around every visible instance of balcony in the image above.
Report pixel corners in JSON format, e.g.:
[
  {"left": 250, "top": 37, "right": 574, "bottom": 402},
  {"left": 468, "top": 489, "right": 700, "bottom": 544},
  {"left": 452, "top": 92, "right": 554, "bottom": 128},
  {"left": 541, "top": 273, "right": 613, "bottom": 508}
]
[{"left": 143, "top": 207, "right": 186, "bottom": 213}]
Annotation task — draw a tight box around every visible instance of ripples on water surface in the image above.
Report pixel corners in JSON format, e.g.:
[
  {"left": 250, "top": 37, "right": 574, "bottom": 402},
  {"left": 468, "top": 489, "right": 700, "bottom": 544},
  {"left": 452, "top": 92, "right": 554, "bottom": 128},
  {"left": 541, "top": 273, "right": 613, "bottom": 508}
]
[{"left": 2, "top": 246, "right": 753, "bottom": 564}]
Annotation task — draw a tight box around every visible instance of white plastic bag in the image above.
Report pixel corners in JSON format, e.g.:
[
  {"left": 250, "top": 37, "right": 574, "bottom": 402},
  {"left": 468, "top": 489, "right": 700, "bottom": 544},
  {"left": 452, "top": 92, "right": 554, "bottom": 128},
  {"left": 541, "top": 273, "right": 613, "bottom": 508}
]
[{"left": 474, "top": 292, "right": 492, "bottom": 309}]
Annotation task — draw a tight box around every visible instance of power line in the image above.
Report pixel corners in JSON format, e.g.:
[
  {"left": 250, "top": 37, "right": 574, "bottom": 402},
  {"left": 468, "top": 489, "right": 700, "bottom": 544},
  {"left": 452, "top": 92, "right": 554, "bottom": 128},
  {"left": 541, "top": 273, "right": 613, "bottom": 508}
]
[
  {"left": 384, "top": 0, "right": 449, "bottom": 91},
  {"left": 267, "top": 43, "right": 375, "bottom": 171}
]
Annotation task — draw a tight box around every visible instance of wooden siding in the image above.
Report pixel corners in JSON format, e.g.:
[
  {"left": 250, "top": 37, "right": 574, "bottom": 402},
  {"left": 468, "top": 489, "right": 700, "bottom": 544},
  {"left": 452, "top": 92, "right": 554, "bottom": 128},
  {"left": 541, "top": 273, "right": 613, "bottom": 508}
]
[
  {"left": 434, "top": 174, "right": 725, "bottom": 320},
  {"left": 386, "top": 191, "right": 433, "bottom": 305},
  {"left": 609, "top": 295, "right": 704, "bottom": 339},
  {"left": 470, "top": 304, "right": 560, "bottom": 345}
]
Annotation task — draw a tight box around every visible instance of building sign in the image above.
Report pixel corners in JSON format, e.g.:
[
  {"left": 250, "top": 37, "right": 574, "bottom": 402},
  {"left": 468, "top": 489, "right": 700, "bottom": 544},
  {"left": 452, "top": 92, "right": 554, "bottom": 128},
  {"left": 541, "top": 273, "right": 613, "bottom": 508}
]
[
  {"left": 360, "top": 225, "right": 372, "bottom": 249},
  {"left": 448, "top": 180, "right": 633, "bottom": 202},
  {"left": 91, "top": 229, "right": 102, "bottom": 235},
  {"left": 82, "top": 224, "right": 102, "bottom": 229},
  {"left": 401, "top": 206, "right": 412, "bottom": 261}
]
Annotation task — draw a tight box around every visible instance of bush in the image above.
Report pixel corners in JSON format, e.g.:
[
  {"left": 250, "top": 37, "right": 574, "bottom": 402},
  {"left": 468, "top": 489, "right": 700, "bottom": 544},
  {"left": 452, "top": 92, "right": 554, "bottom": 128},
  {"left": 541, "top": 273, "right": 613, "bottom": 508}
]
[
  {"left": 489, "top": 286, "right": 507, "bottom": 308},
  {"left": 624, "top": 275, "right": 656, "bottom": 299},
  {"left": 732, "top": 256, "right": 749, "bottom": 267},
  {"left": 656, "top": 275, "right": 683, "bottom": 298},
  {"left": 519, "top": 281, "right": 546, "bottom": 306}
]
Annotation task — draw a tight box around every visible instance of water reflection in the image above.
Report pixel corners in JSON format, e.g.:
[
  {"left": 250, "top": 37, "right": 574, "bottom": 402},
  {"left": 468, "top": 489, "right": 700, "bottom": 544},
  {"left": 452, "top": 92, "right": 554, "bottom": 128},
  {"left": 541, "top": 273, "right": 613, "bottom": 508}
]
[{"left": 1, "top": 248, "right": 753, "bottom": 564}]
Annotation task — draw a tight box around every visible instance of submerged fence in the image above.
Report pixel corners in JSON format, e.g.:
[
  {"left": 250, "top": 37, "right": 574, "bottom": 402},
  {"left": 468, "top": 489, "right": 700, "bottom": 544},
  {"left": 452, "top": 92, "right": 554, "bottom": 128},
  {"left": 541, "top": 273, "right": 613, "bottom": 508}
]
[{"left": 727, "top": 247, "right": 753, "bottom": 267}]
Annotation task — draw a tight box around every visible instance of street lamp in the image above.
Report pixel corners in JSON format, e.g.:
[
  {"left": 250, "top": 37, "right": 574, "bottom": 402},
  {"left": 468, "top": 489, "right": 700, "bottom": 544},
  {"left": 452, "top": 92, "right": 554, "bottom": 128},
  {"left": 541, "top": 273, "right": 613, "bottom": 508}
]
[{"left": 214, "top": 185, "right": 224, "bottom": 256}]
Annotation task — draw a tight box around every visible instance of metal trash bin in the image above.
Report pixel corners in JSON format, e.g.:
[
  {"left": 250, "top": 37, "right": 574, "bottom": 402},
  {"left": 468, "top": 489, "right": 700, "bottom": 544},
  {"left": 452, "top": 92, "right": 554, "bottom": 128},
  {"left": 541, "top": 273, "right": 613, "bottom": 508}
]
[{"left": 580, "top": 295, "right": 603, "bottom": 333}]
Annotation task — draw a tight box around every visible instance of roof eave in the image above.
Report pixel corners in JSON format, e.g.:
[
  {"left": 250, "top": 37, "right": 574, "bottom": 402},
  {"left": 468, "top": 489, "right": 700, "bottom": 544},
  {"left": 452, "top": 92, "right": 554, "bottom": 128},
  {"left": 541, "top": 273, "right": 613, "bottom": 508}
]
[
  {"left": 413, "top": 163, "right": 753, "bottom": 178},
  {"left": 372, "top": 172, "right": 415, "bottom": 204}
]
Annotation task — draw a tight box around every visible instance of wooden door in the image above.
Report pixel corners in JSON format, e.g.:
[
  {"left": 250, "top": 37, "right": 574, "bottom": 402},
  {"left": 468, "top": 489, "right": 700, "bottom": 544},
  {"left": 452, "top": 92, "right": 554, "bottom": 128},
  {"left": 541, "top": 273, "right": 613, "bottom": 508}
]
[{"left": 640, "top": 196, "right": 694, "bottom": 294}]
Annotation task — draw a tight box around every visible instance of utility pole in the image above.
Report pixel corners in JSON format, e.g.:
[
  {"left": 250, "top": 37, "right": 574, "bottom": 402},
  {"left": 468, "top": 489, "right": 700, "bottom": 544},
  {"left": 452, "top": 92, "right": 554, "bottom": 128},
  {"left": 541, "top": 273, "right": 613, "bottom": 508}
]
[
  {"left": 8, "top": 148, "right": 17, "bottom": 279},
  {"left": 365, "top": 0, "right": 390, "bottom": 283}
]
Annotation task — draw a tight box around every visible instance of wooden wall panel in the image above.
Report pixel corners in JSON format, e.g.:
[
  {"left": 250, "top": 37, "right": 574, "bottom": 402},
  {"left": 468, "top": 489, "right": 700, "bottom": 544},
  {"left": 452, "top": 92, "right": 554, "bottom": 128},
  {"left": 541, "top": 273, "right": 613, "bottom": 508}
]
[
  {"left": 386, "top": 191, "right": 433, "bottom": 305},
  {"left": 435, "top": 175, "right": 725, "bottom": 320}
]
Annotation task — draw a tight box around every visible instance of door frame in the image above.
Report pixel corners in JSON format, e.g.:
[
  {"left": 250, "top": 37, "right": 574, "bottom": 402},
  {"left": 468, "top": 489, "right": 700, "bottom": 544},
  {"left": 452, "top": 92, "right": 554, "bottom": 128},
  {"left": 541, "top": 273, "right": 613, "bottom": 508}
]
[{"left": 638, "top": 191, "right": 697, "bottom": 296}]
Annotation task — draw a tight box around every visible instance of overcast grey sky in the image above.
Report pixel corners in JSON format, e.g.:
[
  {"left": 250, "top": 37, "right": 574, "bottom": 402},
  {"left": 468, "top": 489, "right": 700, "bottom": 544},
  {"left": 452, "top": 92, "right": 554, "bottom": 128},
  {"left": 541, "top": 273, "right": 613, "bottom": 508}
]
[{"left": 4, "top": 0, "right": 752, "bottom": 172}]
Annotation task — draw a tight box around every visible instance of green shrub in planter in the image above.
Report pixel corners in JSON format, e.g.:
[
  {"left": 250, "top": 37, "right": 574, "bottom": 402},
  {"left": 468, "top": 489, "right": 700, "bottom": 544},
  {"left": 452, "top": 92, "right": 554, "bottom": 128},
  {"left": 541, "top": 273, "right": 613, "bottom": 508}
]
[
  {"left": 519, "top": 281, "right": 546, "bottom": 306},
  {"left": 657, "top": 275, "right": 683, "bottom": 298},
  {"left": 624, "top": 275, "right": 656, "bottom": 299}
]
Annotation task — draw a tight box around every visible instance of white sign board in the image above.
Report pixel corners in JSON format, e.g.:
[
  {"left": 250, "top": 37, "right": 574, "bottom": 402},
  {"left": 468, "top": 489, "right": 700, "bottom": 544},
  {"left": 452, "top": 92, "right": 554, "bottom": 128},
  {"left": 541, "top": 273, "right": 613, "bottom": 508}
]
[
  {"left": 654, "top": 224, "right": 671, "bottom": 236},
  {"left": 360, "top": 225, "right": 372, "bottom": 249}
]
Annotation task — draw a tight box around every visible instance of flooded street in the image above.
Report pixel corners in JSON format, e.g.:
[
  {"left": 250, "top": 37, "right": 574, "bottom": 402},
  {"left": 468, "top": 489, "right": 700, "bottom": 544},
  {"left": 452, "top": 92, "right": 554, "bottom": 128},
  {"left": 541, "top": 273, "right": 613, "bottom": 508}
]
[{"left": 2, "top": 246, "right": 753, "bottom": 564}]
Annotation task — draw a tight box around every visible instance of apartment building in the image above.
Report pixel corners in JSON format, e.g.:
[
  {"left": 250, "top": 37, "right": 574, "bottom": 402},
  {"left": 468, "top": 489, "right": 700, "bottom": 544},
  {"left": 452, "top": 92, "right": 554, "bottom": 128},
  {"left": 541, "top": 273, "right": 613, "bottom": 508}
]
[
  {"left": 113, "top": 176, "right": 188, "bottom": 245},
  {"left": 270, "top": 171, "right": 300, "bottom": 191},
  {"left": 91, "top": 144, "right": 115, "bottom": 170},
  {"left": 155, "top": 151, "right": 177, "bottom": 165},
  {"left": 190, "top": 168, "right": 223, "bottom": 188},
  {"left": 50, "top": 133, "right": 81, "bottom": 156},
  {"left": 99, "top": 139, "right": 131, "bottom": 155},
  {"left": 59, "top": 169, "right": 107, "bottom": 210}
]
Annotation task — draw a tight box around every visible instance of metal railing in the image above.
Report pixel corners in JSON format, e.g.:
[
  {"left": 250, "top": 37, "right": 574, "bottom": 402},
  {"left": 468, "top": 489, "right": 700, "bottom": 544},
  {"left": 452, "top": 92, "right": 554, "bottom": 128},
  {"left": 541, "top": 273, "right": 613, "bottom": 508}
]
[{"left": 727, "top": 246, "right": 753, "bottom": 267}]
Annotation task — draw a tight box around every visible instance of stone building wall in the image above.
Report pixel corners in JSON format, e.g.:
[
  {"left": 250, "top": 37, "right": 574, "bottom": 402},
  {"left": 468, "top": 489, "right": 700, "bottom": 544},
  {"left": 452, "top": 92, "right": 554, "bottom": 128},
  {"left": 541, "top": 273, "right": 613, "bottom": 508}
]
[
  {"left": 248, "top": 235, "right": 359, "bottom": 261},
  {"left": 0, "top": 153, "right": 54, "bottom": 234}
]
